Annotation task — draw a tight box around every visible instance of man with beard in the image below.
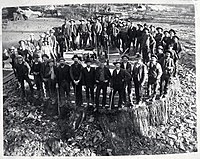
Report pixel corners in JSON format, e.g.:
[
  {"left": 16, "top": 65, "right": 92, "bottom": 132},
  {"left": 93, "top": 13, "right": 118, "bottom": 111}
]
[
  {"left": 82, "top": 58, "right": 96, "bottom": 106},
  {"left": 56, "top": 57, "right": 71, "bottom": 103},
  {"left": 70, "top": 54, "right": 83, "bottom": 107},
  {"left": 132, "top": 54, "right": 147, "bottom": 104}
]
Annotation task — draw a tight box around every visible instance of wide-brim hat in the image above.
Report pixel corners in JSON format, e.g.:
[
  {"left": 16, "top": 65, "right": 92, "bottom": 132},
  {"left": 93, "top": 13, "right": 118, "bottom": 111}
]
[
  {"left": 18, "top": 40, "right": 26, "bottom": 44},
  {"left": 169, "top": 29, "right": 176, "bottom": 34},
  {"left": 85, "top": 58, "right": 92, "bottom": 63},
  {"left": 163, "top": 30, "right": 169, "bottom": 34},
  {"left": 17, "top": 55, "right": 23, "bottom": 59},
  {"left": 42, "top": 54, "right": 49, "bottom": 59},
  {"left": 172, "top": 35, "right": 179, "bottom": 40},
  {"left": 156, "top": 27, "right": 163, "bottom": 31},
  {"left": 143, "top": 27, "right": 149, "bottom": 32},
  {"left": 72, "top": 54, "right": 79, "bottom": 60},
  {"left": 121, "top": 54, "right": 130, "bottom": 59},
  {"left": 49, "top": 29, "right": 55, "bottom": 33},
  {"left": 113, "top": 60, "right": 121, "bottom": 65},
  {"left": 149, "top": 25, "right": 155, "bottom": 28}
]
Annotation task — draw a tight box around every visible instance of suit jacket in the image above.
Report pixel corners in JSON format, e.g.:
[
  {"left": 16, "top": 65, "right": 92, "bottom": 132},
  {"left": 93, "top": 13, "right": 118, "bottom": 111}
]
[
  {"left": 82, "top": 67, "right": 96, "bottom": 87},
  {"left": 56, "top": 64, "right": 71, "bottom": 84},
  {"left": 132, "top": 62, "right": 147, "bottom": 84},
  {"left": 120, "top": 62, "right": 132, "bottom": 74},
  {"left": 111, "top": 68, "right": 131, "bottom": 88},
  {"left": 95, "top": 66, "right": 111, "bottom": 85},
  {"left": 159, "top": 57, "right": 174, "bottom": 77}
]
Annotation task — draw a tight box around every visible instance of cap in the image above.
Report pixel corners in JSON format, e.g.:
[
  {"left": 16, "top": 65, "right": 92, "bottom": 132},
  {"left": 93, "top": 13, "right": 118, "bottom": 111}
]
[
  {"left": 173, "top": 35, "right": 179, "bottom": 40},
  {"left": 69, "top": 19, "right": 75, "bottom": 22},
  {"left": 121, "top": 54, "right": 130, "bottom": 59},
  {"left": 169, "top": 29, "right": 176, "bottom": 34},
  {"left": 42, "top": 54, "right": 49, "bottom": 59},
  {"left": 164, "top": 30, "right": 169, "bottom": 34},
  {"left": 10, "top": 46, "right": 15, "bottom": 50},
  {"left": 17, "top": 55, "right": 23, "bottom": 59},
  {"left": 18, "top": 40, "right": 26, "bottom": 44},
  {"left": 33, "top": 54, "right": 40, "bottom": 58},
  {"left": 48, "top": 59, "right": 54, "bottom": 63}
]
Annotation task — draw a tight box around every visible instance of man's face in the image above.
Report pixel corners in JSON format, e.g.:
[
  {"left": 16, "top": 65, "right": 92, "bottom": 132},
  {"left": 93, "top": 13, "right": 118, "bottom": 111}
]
[
  {"left": 49, "top": 61, "right": 54, "bottom": 67},
  {"left": 34, "top": 58, "right": 39, "bottom": 62},
  {"left": 158, "top": 49, "right": 163, "bottom": 54},
  {"left": 158, "top": 29, "right": 162, "bottom": 33},
  {"left": 86, "top": 62, "right": 91, "bottom": 67},
  {"left": 60, "top": 60, "right": 65, "bottom": 65},
  {"left": 43, "top": 57, "right": 48, "bottom": 62},
  {"left": 136, "top": 58, "right": 141, "bottom": 63},
  {"left": 170, "top": 31, "right": 175, "bottom": 37},
  {"left": 73, "top": 57, "right": 79, "bottom": 63},
  {"left": 18, "top": 58, "right": 23, "bottom": 64},
  {"left": 166, "top": 52, "right": 171, "bottom": 58},
  {"left": 123, "top": 57, "right": 128, "bottom": 63},
  {"left": 116, "top": 63, "right": 121, "bottom": 69},
  {"left": 165, "top": 32, "right": 170, "bottom": 37}
]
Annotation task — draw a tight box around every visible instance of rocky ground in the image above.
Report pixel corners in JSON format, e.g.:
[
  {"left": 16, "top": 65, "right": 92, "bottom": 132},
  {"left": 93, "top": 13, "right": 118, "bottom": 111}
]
[{"left": 3, "top": 4, "right": 197, "bottom": 156}]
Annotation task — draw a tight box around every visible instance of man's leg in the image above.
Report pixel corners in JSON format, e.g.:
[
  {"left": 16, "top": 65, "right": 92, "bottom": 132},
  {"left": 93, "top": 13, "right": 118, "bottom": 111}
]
[
  {"left": 102, "top": 84, "right": 108, "bottom": 107},
  {"left": 95, "top": 84, "right": 101, "bottom": 108}
]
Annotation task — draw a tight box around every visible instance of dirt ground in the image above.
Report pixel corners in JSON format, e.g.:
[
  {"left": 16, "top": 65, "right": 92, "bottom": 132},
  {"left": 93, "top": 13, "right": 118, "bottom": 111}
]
[{"left": 2, "top": 4, "right": 197, "bottom": 156}]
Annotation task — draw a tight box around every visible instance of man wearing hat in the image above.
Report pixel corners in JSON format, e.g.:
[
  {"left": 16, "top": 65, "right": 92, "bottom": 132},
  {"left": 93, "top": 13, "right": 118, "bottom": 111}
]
[
  {"left": 155, "top": 27, "right": 164, "bottom": 50},
  {"left": 15, "top": 55, "right": 34, "bottom": 99},
  {"left": 136, "top": 24, "right": 144, "bottom": 53},
  {"left": 56, "top": 57, "right": 71, "bottom": 103},
  {"left": 156, "top": 45, "right": 165, "bottom": 62},
  {"left": 18, "top": 40, "right": 32, "bottom": 66},
  {"left": 93, "top": 17, "right": 102, "bottom": 49},
  {"left": 30, "top": 33, "right": 39, "bottom": 48},
  {"left": 132, "top": 53, "right": 147, "bottom": 104},
  {"left": 68, "top": 19, "right": 78, "bottom": 50},
  {"left": 162, "top": 31, "right": 170, "bottom": 51},
  {"left": 159, "top": 51, "right": 174, "bottom": 98},
  {"left": 147, "top": 54, "right": 163, "bottom": 101},
  {"left": 82, "top": 58, "right": 96, "bottom": 106},
  {"left": 78, "top": 18, "right": 89, "bottom": 49},
  {"left": 120, "top": 54, "right": 132, "bottom": 103},
  {"left": 61, "top": 18, "right": 71, "bottom": 51},
  {"left": 127, "top": 21, "right": 137, "bottom": 53},
  {"left": 70, "top": 54, "right": 83, "bottom": 107},
  {"left": 49, "top": 29, "right": 57, "bottom": 57},
  {"left": 31, "top": 54, "right": 43, "bottom": 96},
  {"left": 108, "top": 22, "right": 120, "bottom": 48},
  {"left": 110, "top": 59, "right": 131, "bottom": 109},
  {"left": 95, "top": 59, "right": 111, "bottom": 109},
  {"left": 141, "top": 27, "right": 156, "bottom": 63}
]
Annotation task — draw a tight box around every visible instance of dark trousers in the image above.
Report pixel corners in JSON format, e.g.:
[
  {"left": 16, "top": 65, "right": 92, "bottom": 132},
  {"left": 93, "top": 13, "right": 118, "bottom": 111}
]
[
  {"left": 110, "top": 86, "right": 123, "bottom": 108},
  {"left": 59, "top": 80, "right": 70, "bottom": 100},
  {"left": 79, "top": 33, "right": 89, "bottom": 49},
  {"left": 43, "top": 80, "right": 50, "bottom": 98},
  {"left": 160, "top": 75, "right": 171, "bottom": 95},
  {"left": 133, "top": 78, "right": 142, "bottom": 103},
  {"left": 147, "top": 78, "right": 159, "bottom": 97},
  {"left": 95, "top": 82, "right": 108, "bottom": 107},
  {"left": 136, "top": 38, "right": 142, "bottom": 53},
  {"left": 34, "top": 75, "right": 42, "bottom": 91},
  {"left": 86, "top": 85, "right": 94, "bottom": 102},
  {"left": 142, "top": 46, "right": 151, "bottom": 64},
  {"left": 18, "top": 76, "right": 33, "bottom": 98},
  {"left": 110, "top": 35, "right": 118, "bottom": 48},
  {"left": 70, "top": 35, "right": 77, "bottom": 50},
  {"left": 72, "top": 83, "right": 82, "bottom": 106}
]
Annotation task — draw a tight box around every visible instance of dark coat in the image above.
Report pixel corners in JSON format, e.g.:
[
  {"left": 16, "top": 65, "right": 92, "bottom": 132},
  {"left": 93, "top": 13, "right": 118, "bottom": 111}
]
[
  {"left": 120, "top": 62, "right": 132, "bottom": 74},
  {"left": 95, "top": 66, "right": 111, "bottom": 85},
  {"left": 56, "top": 64, "right": 71, "bottom": 84},
  {"left": 31, "top": 61, "right": 42, "bottom": 78},
  {"left": 15, "top": 62, "right": 29, "bottom": 80},
  {"left": 111, "top": 68, "right": 131, "bottom": 88},
  {"left": 159, "top": 57, "right": 174, "bottom": 77},
  {"left": 82, "top": 67, "right": 96, "bottom": 87},
  {"left": 70, "top": 63, "right": 83, "bottom": 82},
  {"left": 127, "top": 26, "right": 137, "bottom": 39}
]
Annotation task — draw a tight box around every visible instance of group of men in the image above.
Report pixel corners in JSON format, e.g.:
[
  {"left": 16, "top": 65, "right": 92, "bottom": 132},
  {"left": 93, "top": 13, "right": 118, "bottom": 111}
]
[{"left": 4, "top": 15, "right": 182, "bottom": 109}]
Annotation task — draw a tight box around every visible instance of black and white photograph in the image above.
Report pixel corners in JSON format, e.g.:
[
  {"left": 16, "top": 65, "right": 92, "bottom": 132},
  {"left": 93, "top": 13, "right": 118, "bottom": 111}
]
[{"left": 1, "top": 0, "right": 199, "bottom": 158}]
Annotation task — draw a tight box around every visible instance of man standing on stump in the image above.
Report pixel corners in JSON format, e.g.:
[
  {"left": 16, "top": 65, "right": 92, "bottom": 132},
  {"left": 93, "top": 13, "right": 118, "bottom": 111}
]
[{"left": 132, "top": 54, "right": 147, "bottom": 104}]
